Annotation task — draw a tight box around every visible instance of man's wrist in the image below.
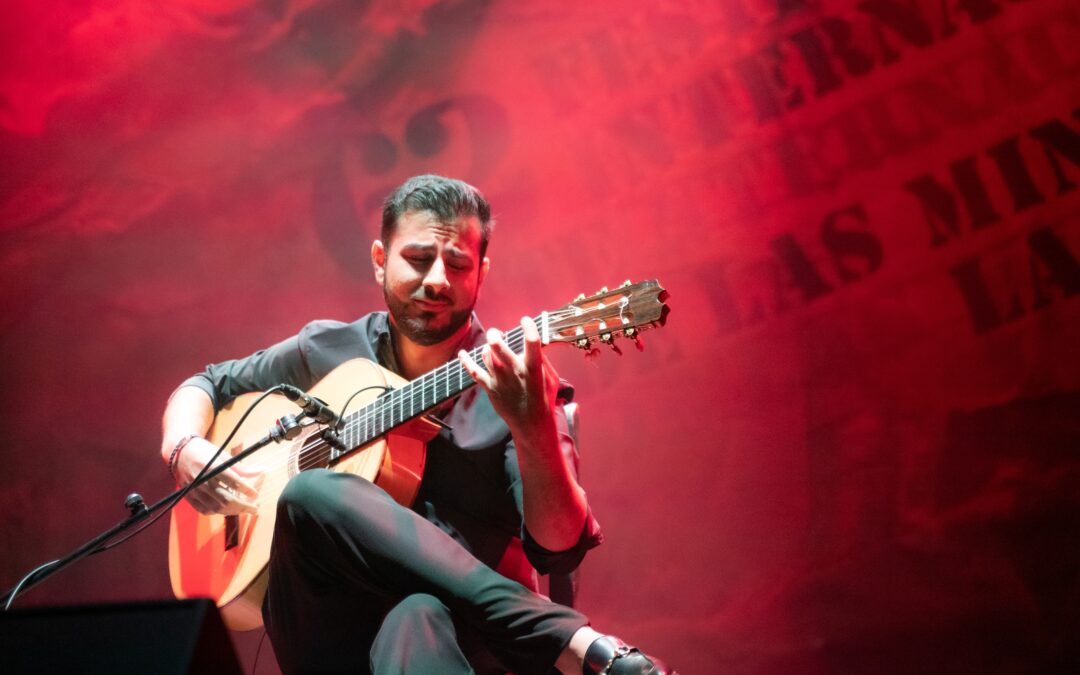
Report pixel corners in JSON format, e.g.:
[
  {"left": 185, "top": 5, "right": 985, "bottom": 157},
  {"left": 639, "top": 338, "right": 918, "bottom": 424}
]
[
  {"left": 509, "top": 410, "right": 558, "bottom": 444},
  {"left": 166, "top": 434, "right": 201, "bottom": 482}
]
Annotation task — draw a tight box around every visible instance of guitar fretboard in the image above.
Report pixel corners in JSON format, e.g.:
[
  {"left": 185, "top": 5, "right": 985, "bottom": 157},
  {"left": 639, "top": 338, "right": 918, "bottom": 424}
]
[{"left": 331, "top": 319, "right": 535, "bottom": 457}]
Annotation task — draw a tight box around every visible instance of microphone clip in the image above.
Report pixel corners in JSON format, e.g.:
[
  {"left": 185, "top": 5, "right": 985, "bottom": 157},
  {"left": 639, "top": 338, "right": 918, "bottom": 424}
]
[{"left": 279, "top": 385, "right": 342, "bottom": 428}]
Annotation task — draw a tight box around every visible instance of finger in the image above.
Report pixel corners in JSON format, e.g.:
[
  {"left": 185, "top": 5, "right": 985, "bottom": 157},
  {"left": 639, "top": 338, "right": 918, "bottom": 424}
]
[
  {"left": 214, "top": 482, "right": 258, "bottom": 515},
  {"left": 223, "top": 469, "right": 260, "bottom": 500},
  {"left": 485, "top": 328, "right": 518, "bottom": 373},
  {"left": 193, "top": 486, "right": 229, "bottom": 515},
  {"left": 227, "top": 443, "right": 263, "bottom": 477},
  {"left": 520, "top": 316, "right": 542, "bottom": 373},
  {"left": 458, "top": 349, "right": 492, "bottom": 389},
  {"left": 522, "top": 317, "right": 557, "bottom": 403},
  {"left": 186, "top": 491, "right": 215, "bottom": 514},
  {"left": 200, "top": 453, "right": 258, "bottom": 498},
  {"left": 226, "top": 494, "right": 259, "bottom": 515},
  {"left": 481, "top": 344, "right": 497, "bottom": 376},
  {"left": 233, "top": 462, "right": 262, "bottom": 477}
]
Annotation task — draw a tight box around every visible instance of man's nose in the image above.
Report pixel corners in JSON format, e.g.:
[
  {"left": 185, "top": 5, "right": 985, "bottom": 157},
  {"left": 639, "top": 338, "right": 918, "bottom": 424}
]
[{"left": 423, "top": 258, "right": 450, "bottom": 295}]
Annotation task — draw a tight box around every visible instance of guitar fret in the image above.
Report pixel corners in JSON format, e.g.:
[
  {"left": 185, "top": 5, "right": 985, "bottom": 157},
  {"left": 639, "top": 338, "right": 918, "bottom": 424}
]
[{"left": 387, "top": 391, "right": 394, "bottom": 430}]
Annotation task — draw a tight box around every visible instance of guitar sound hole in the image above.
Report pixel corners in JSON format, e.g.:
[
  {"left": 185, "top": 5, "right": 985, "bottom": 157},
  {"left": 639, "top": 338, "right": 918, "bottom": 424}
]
[{"left": 290, "top": 428, "right": 331, "bottom": 476}]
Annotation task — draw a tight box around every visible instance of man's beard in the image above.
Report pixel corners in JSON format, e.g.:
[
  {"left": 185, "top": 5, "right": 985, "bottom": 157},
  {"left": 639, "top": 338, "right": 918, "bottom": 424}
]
[{"left": 384, "top": 285, "right": 474, "bottom": 346}]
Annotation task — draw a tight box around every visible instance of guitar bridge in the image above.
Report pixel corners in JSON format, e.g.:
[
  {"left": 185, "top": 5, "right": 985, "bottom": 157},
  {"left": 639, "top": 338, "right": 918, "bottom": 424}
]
[{"left": 224, "top": 515, "right": 239, "bottom": 551}]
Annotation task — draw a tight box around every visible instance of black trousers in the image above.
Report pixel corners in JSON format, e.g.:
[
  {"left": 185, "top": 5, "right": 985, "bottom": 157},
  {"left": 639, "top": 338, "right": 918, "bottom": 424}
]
[{"left": 262, "top": 469, "right": 589, "bottom": 675}]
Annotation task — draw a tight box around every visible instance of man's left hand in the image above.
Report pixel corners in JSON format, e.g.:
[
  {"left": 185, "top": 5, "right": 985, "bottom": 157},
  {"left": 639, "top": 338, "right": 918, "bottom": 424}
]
[{"left": 458, "top": 316, "right": 559, "bottom": 436}]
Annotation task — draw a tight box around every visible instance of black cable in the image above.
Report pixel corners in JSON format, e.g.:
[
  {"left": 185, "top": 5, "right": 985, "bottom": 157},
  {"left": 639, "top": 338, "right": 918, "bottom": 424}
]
[
  {"left": 3, "top": 559, "right": 61, "bottom": 611},
  {"left": 251, "top": 629, "right": 269, "bottom": 675},
  {"left": 336, "top": 385, "right": 394, "bottom": 423},
  {"left": 90, "top": 385, "right": 292, "bottom": 554}
]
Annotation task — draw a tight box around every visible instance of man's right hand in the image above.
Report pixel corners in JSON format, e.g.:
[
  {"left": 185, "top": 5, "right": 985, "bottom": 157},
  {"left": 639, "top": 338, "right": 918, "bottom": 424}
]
[{"left": 174, "top": 437, "right": 261, "bottom": 515}]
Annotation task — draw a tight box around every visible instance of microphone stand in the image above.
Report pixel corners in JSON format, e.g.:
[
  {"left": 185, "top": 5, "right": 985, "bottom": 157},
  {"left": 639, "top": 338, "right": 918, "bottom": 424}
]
[{"left": 0, "top": 411, "right": 312, "bottom": 609}]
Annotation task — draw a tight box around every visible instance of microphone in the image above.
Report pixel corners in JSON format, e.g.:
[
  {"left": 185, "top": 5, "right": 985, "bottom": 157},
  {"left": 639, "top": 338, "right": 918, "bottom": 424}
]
[{"left": 279, "top": 385, "right": 342, "bottom": 427}]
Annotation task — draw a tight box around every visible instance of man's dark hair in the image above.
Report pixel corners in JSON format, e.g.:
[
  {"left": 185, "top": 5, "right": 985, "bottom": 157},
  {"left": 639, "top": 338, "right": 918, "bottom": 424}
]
[{"left": 381, "top": 175, "right": 494, "bottom": 258}]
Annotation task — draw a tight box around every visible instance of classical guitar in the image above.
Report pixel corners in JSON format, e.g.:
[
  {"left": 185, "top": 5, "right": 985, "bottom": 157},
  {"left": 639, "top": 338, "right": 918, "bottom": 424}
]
[{"left": 168, "top": 280, "right": 669, "bottom": 630}]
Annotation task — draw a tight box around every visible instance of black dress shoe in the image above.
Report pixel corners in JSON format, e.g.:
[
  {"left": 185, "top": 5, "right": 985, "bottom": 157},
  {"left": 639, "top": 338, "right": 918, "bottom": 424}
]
[{"left": 582, "top": 635, "right": 675, "bottom": 675}]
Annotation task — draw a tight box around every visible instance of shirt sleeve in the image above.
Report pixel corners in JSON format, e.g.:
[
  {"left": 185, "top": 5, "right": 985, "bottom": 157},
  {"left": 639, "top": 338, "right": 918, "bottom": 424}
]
[
  {"left": 514, "top": 396, "right": 604, "bottom": 575},
  {"left": 173, "top": 329, "right": 316, "bottom": 413}
]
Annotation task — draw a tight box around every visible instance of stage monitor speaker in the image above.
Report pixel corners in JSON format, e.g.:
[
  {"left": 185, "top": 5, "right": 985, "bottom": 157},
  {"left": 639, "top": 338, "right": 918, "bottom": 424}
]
[{"left": 0, "top": 598, "right": 242, "bottom": 674}]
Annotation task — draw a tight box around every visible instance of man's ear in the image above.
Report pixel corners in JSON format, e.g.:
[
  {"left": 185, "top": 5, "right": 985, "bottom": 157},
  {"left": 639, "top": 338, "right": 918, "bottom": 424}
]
[
  {"left": 478, "top": 256, "right": 490, "bottom": 289},
  {"left": 371, "top": 240, "right": 386, "bottom": 285}
]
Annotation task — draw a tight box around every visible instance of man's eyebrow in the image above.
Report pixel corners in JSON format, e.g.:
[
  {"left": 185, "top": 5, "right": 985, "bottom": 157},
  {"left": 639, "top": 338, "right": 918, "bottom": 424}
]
[
  {"left": 399, "top": 242, "right": 473, "bottom": 261},
  {"left": 444, "top": 247, "right": 473, "bottom": 261}
]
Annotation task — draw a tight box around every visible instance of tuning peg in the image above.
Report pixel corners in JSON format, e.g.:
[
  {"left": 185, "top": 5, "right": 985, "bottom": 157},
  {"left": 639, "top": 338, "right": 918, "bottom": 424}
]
[
  {"left": 574, "top": 293, "right": 586, "bottom": 302},
  {"left": 575, "top": 337, "right": 591, "bottom": 350},
  {"left": 623, "top": 326, "right": 644, "bottom": 351},
  {"left": 621, "top": 279, "right": 632, "bottom": 288},
  {"left": 597, "top": 332, "right": 622, "bottom": 354},
  {"left": 598, "top": 285, "right": 608, "bottom": 294}
]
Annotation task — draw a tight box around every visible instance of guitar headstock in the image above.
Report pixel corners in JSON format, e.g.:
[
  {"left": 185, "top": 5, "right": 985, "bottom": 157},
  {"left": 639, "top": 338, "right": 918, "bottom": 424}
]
[{"left": 542, "top": 279, "right": 670, "bottom": 354}]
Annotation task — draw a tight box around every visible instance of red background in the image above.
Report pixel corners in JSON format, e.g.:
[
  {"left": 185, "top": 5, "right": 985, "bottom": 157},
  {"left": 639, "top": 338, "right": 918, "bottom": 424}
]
[{"left": 2, "top": 1, "right": 1080, "bottom": 672}]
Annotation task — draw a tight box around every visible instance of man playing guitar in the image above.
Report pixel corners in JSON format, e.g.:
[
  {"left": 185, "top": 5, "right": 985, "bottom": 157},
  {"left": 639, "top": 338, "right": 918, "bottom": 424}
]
[{"left": 160, "top": 174, "right": 672, "bottom": 675}]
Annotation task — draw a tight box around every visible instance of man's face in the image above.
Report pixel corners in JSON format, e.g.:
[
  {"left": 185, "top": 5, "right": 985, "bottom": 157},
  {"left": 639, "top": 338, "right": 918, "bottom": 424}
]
[{"left": 372, "top": 210, "right": 489, "bottom": 346}]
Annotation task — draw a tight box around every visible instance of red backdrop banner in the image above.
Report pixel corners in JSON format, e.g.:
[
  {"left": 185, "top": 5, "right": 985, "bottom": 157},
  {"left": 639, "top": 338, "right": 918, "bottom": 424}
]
[{"left": 2, "top": 1, "right": 1079, "bottom": 672}]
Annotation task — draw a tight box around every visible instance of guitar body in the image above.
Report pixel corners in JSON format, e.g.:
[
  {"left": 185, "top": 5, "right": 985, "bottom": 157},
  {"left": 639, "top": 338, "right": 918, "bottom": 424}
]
[{"left": 167, "top": 358, "right": 438, "bottom": 630}]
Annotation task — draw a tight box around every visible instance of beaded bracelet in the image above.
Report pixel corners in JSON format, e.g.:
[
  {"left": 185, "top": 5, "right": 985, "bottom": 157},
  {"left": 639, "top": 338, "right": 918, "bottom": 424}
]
[{"left": 168, "top": 434, "right": 200, "bottom": 482}]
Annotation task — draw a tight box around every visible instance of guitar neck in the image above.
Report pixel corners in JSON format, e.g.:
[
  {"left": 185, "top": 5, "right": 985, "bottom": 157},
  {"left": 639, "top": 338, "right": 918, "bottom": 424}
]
[
  {"left": 332, "top": 317, "right": 536, "bottom": 455},
  {"left": 326, "top": 278, "right": 669, "bottom": 458}
]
